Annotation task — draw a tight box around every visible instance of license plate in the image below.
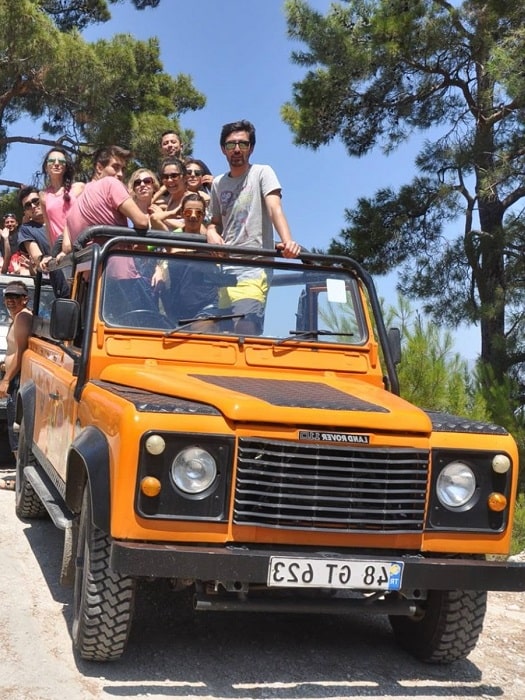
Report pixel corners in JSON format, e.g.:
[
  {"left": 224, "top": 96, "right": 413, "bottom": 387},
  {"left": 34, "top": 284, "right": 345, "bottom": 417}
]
[{"left": 267, "top": 557, "right": 403, "bottom": 591}]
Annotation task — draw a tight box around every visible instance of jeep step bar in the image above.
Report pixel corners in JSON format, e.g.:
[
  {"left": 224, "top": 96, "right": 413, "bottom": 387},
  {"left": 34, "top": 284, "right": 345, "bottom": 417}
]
[{"left": 25, "top": 466, "right": 74, "bottom": 531}]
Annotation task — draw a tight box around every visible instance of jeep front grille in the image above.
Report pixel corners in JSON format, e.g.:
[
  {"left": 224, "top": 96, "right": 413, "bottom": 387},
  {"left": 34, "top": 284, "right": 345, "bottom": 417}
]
[{"left": 234, "top": 438, "right": 429, "bottom": 533}]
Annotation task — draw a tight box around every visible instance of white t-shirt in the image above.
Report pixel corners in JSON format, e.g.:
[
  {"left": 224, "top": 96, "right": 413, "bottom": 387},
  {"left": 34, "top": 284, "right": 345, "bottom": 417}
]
[{"left": 210, "top": 164, "right": 281, "bottom": 249}]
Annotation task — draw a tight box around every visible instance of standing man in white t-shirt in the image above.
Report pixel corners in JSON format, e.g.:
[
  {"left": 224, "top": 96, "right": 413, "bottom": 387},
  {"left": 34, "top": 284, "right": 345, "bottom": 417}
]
[{"left": 207, "top": 120, "right": 300, "bottom": 333}]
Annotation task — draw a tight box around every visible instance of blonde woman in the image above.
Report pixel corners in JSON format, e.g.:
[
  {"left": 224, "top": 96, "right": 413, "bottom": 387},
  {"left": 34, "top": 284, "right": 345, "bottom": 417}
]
[{"left": 128, "top": 167, "right": 160, "bottom": 214}]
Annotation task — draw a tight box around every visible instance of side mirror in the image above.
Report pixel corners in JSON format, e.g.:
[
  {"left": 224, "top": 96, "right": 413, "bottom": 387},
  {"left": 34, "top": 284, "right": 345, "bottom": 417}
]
[
  {"left": 50, "top": 298, "right": 80, "bottom": 341},
  {"left": 387, "top": 327, "right": 402, "bottom": 365}
]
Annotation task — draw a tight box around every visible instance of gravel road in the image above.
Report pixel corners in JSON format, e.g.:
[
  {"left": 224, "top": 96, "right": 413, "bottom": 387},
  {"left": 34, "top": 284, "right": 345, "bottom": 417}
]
[{"left": 1, "top": 483, "right": 524, "bottom": 700}]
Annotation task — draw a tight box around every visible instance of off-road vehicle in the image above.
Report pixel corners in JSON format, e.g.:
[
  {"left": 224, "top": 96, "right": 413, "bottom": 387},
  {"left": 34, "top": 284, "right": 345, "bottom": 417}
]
[{"left": 16, "top": 226, "right": 525, "bottom": 662}]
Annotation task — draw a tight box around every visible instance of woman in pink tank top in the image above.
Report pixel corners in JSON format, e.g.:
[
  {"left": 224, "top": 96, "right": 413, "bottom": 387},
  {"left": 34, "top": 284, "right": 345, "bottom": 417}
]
[{"left": 39, "top": 147, "right": 85, "bottom": 249}]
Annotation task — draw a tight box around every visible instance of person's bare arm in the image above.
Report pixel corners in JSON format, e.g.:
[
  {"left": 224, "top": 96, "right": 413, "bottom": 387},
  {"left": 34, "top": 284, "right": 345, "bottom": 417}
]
[
  {"left": 1, "top": 227, "right": 11, "bottom": 273},
  {"left": 149, "top": 204, "right": 185, "bottom": 232},
  {"left": 39, "top": 191, "right": 51, "bottom": 235},
  {"left": 62, "top": 224, "right": 72, "bottom": 254},
  {"left": 265, "top": 191, "right": 300, "bottom": 258},
  {"left": 206, "top": 215, "right": 224, "bottom": 245},
  {"left": 22, "top": 241, "right": 45, "bottom": 268},
  {"left": 118, "top": 197, "right": 149, "bottom": 229},
  {"left": 151, "top": 185, "right": 167, "bottom": 205}
]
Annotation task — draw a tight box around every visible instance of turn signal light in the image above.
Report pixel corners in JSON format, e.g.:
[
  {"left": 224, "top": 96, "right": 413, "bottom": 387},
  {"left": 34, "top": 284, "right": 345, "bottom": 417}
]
[
  {"left": 487, "top": 492, "right": 507, "bottom": 512},
  {"left": 140, "top": 476, "right": 161, "bottom": 497}
]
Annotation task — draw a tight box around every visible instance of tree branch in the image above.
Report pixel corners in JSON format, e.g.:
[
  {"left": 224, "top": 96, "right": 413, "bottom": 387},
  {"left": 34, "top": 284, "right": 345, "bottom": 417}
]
[{"left": 0, "top": 178, "right": 24, "bottom": 189}]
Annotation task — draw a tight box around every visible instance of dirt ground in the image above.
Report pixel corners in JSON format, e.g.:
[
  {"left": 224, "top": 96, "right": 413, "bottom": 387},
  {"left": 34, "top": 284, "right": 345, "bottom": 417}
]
[{"left": 1, "top": 481, "right": 524, "bottom": 700}]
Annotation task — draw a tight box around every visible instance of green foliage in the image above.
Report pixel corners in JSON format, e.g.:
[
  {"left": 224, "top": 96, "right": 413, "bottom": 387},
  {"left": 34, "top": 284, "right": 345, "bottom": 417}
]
[
  {"left": 474, "top": 361, "right": 525, "bottom": 492},
  {"left": 41, "top": 0, "right": 161, "bottom": 32},
  {"left": 511, "top": 494, "right": 525, "bottom": 555},
  {"left": 283, "top": 0, "right": 525, "bottom": 390},
  {"left": 386, "top": 295, "right": 488, "bottom": 418},
  {"left": 0, "top": 190, "right": 22, "bottom": 220},
  {"left": 0, "top": 0, "right": 204, "bottom": 182}
]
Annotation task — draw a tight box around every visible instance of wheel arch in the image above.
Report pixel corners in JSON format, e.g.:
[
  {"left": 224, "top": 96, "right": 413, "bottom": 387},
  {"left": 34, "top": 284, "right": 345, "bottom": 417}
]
[
  {"left": 65, "top": 426, "right": 111, "bottom": 533},
  {"left": 17, "top": 378, "right": 36, "bottom": 437}
]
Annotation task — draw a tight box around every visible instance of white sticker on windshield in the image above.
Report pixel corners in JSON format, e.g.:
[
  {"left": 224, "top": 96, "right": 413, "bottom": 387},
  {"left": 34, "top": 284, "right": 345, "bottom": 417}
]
[{"left": 326, "top": 278, "right": 347, "bottom": 303}]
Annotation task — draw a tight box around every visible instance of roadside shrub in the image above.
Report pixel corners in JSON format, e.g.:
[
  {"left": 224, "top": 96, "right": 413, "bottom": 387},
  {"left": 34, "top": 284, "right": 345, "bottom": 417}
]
[{"left": 511, "top": 493, "right": 525, "bottom": 555}]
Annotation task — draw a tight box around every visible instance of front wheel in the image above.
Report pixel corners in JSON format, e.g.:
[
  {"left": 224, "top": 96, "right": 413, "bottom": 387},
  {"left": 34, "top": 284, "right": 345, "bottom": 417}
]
[
  {"left": 389, "top": 589, "right": 487, "bottom": 664},
  {"left": 15, "top": 420, "right": 47, "bottom": 519},
  {"left": 72, "top": 487, "right": 136, "bottom": 661}
]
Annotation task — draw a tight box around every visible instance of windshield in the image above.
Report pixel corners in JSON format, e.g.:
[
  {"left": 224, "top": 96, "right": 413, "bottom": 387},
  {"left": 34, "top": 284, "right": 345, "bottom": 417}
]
[{"left": 100, "top": 251, "right": 368, "bottom": 345}]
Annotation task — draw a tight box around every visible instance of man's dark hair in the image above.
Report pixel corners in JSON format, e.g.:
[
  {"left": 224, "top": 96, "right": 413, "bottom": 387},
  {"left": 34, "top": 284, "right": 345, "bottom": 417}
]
[
  {"left": 160, "top": 130, "right": 181, "bottom": 143},
  {"left": 18, "top": 186, "right": 39, "bottom": 205},
  {"left": 92, "top": 145, "right": 132, "bottom": 169},
  {"left": 220, "top": 120, "right": 256, "bottom": 148}
]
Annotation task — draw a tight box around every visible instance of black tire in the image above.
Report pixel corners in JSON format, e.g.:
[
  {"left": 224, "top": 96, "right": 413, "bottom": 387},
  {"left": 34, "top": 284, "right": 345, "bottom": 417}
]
[
  {"left": 72, "top": 487, "right": 136, "bottom": 661},
  {"left": 389, "top": 589, "right": 487, "bottom": 664},
  {"left": 15, "top": 420, "right": 47, "bottom": 519}
]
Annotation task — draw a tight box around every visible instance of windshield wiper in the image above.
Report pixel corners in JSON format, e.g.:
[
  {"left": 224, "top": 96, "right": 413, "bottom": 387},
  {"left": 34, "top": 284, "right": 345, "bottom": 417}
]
[
  {"left": 164, "top": 313, "right": 245, "bottom": 337},
  {"left": 276, "top": 329, "right": 355, "bottom": 345}
]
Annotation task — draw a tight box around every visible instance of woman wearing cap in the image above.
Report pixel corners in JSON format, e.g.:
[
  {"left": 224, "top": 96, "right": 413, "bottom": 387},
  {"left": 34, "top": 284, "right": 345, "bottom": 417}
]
[{"left": 0, "top": 281, "right": 32, "bottom": 488}]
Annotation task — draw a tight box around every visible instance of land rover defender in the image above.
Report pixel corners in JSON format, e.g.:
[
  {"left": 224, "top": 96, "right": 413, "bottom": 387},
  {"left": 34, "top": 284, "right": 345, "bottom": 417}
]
[{"left": 15, "top": 226, "right": 525, "bottom": 662}]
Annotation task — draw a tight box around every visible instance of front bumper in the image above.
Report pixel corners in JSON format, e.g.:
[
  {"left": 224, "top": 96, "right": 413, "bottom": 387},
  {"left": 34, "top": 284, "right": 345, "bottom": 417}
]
[{"left": 111, "top": 542, "right": 525, "bottom": 592}]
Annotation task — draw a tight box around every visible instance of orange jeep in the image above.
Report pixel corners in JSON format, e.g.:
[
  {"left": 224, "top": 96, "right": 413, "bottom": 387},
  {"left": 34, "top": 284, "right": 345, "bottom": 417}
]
[{"left": 15, "top": 227, "right": 525, "bottom": 662}]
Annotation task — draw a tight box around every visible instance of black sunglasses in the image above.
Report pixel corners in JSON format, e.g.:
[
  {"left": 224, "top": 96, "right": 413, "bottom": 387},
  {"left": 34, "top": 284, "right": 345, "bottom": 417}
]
[
  {"left": 133, "top": 177, "right": 154, "bottom": 187},
  {"left": 23, "top": 197, "right": 40, "bottom": 210}
]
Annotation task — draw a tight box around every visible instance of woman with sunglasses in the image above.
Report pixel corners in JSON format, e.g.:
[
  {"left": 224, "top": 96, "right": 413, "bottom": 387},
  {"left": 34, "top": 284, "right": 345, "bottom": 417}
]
[
  {"left": 128, "top": 168, "right": 161, "bottom": 282},
  {"left": 149, "top": 158, "right": 187, "bottom": 232},
  {"left": 185, "top": 158, "right": 213, "bottom": 194},
  {"left": 39, "top": 147, "right": 84, "bottom": 249},
  {"left": 184, "top": 158, "right": 212, "bottom": 222},
  {"left": 128, "top": 168, "right": 160, "bottom": 213}
]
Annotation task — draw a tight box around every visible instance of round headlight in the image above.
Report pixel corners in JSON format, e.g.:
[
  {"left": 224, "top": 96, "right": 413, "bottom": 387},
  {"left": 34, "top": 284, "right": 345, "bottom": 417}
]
[
  {"left": 171, "top": 447, "right": 217, "bottom": 494},
  {"left": 436, "top": 461, "right": 476, "bottom": 509}
]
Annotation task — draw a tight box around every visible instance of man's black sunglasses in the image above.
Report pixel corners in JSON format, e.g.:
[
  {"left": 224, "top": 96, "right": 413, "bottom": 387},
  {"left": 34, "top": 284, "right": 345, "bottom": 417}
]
[{"left": 23, "top": 197, "right": 40, "bottom": 210}]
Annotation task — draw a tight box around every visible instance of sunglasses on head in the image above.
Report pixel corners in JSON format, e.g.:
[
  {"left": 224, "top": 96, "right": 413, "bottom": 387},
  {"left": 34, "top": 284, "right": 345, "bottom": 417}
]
[
  {"left": 133, "top": 177, "right": 154, "bottom": 187},
  {"left": 3, "top": 213, "right": 15, "bottom": 220},
  {"left": 23, "top": 197, "right": 40, "bottom": 210}
]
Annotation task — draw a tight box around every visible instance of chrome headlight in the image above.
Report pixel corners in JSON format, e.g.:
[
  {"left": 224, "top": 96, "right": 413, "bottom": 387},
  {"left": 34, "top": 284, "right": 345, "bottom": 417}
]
[
  {"left": 436, "top": 461, "right": 476, "bottom": 509},
  {"left": 171, "top": 446, "right": 217, "bottom": 494}
]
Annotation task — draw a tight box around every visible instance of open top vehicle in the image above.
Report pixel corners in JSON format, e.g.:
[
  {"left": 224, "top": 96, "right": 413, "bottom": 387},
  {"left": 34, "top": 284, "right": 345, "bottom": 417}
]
[{"left": 15, "top": 226, "right": 525, "bottom": 662}]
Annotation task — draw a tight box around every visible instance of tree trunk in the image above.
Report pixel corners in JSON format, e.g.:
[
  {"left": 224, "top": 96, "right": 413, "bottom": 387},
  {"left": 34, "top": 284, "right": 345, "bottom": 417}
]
[{"left": 476, "top": 197, "right": 507, "bottom": 381}]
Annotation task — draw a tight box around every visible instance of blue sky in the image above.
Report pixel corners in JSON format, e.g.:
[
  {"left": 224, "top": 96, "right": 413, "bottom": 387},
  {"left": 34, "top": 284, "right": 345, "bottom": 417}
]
[{"left": 5, "top": 0, "right": 479, "bottom": 357}]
